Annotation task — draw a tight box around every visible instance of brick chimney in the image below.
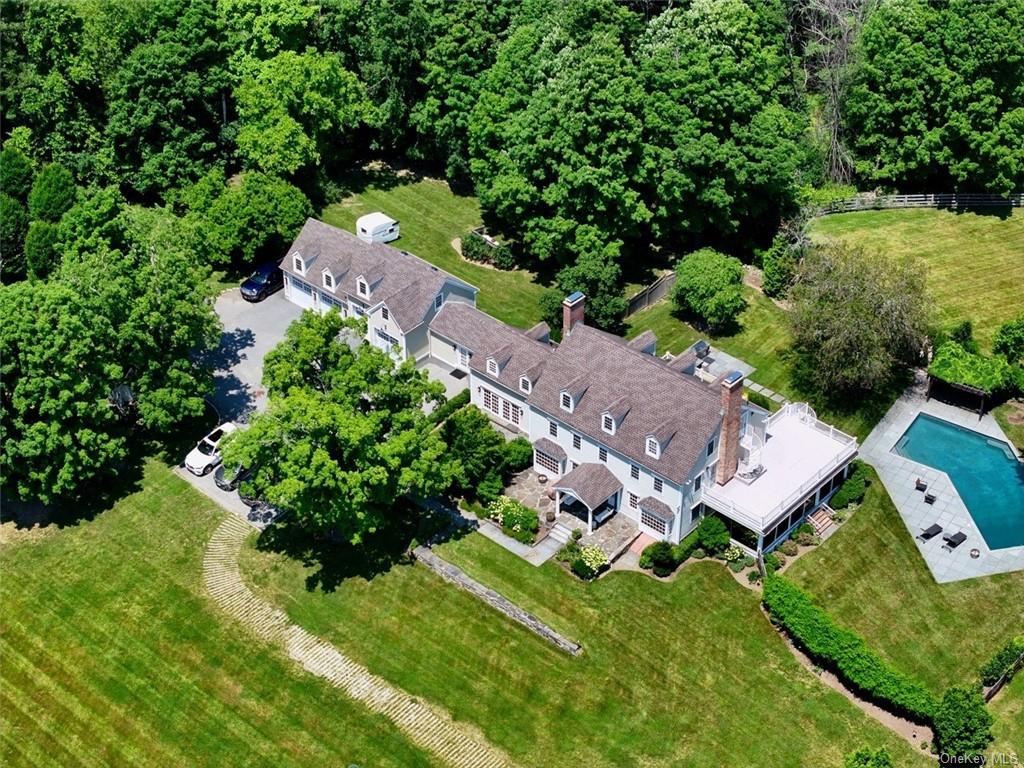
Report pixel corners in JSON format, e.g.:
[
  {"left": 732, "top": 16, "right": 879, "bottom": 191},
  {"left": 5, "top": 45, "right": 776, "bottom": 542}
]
[
  {"left": 716, "top": 371, "right": 744, "bottom": 485},
  {"left": 562, "top": 292, "right": 586, "bottom": 335}
]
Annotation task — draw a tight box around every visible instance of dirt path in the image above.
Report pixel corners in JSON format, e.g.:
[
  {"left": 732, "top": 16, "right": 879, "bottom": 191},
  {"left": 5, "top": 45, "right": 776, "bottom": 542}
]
[{"left": 203, "top": 515, "right": 516, "bottom": 768}]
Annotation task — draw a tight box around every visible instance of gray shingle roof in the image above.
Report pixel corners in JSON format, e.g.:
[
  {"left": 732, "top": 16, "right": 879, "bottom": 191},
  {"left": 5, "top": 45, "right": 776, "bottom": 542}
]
[
  {"left": 430, "top": 302, "right": 553, "bottom": 392},
  {"left": 531, "top": 326, "right": 722, "bottom": 484},
  {"left": 283, "top": 219, "right": 475, "bottom": 331},
  {"left": 639, "top": 496, "right": 674, "bottom": 521},
  {"left": 552, "top": 463, "right": 622, "bottom": 511},
  {"left": 532, "top": 436, "right": 566, "bottom": 461}
]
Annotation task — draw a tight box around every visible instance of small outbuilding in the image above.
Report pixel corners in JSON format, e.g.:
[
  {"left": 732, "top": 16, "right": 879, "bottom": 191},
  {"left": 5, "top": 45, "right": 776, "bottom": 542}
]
[{"left": 356, "top": 212, "right": 399, "bottom": 244}]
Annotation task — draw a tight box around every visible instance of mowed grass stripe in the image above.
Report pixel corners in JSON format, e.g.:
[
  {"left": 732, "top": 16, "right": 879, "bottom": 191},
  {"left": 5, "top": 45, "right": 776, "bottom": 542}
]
[
  {"left": 810, "top": 208, "right": 1024, "bottom": 350},
  {"left": 1, "top": 461, "right": 436, "bottom": 768}
]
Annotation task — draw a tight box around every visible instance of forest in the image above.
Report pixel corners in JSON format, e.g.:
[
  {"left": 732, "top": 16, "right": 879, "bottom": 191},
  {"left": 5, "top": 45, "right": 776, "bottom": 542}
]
[{"left": 1, "top": 0, "right": 1022, "bottom": 502}]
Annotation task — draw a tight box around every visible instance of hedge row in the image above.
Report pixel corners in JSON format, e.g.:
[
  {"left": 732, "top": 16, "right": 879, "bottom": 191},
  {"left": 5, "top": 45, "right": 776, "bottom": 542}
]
[
  {"left": 831, "top": 459, "right": 869, "bottom": 509},
  {"left": 428, "top": 389, "right": 471, "bottom": 425},
  {"left": 462, "top": 230, "right": 516, "bottom": 270},
  {"left": 639, "top": 527, "right": 701, "bottom": 577},
  {"left": 979, "top": 636, "right": 1024, "bottom": 686},
  {"left": 762, "top": 576, "right": 937, "bottom": 722}
]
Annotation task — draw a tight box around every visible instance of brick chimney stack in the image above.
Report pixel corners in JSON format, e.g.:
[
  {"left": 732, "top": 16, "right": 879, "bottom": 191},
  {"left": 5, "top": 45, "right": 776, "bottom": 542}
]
[
  {"left": 562, "top": 292, "right": 586, "bottom": 336},
  {"left": 716, "top": 371, "right": 744, "bottom": 485}
]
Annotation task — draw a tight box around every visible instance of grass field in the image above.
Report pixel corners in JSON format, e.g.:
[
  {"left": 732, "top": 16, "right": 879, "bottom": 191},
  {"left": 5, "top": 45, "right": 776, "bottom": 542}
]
[
  {"left": 990, "top": 673, "right": 1024, "bottom": 755},
  {"left": 787, "top": 467, "right": 1024, "bottom": 696},
  {"left": 993, "top": 400, "right": 1024, "bottom": 453},
  {"left": 810, "top": 208, "right": 1024, "bottom": 351},
  {"left": 0, "top": 461, "right": 433, "bottom": 768},
  {"left": 321, "top": 170, "right": 546, "bottom": 329},
  {"left": 240, "top": 528, "right": 929, "bottom": 768},
  {"left": 626, "top": 288, "right": 896, "bottom": 440}
]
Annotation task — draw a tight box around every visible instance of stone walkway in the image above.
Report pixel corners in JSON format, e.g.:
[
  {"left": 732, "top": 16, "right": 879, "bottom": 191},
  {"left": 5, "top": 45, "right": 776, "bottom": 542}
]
[
  {"left": 203, "top": 515, "right": 516, "bottom": 768},
  {"left": 861, "top": 372, "right": 1024, "bottom": 582},
  {"left": 743, "top": 379, "right": 789, "bottom": 405}
]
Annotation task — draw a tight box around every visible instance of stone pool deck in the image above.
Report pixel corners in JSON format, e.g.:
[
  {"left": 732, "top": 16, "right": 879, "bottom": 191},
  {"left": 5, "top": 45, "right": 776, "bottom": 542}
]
[{"left": 861, "top": 374, "right": 1024, "bottom": 583}]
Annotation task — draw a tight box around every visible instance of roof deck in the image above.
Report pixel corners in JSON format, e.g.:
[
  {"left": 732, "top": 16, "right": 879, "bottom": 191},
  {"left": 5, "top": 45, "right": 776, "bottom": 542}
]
[{"left": 705, "top": 403, "right": 858, "bottom": 532}]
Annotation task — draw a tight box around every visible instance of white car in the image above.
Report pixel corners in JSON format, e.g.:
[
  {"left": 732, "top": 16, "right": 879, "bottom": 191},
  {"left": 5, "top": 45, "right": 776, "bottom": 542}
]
[{"left": 184, "top": 422, "right": 238, "bottom": 476}]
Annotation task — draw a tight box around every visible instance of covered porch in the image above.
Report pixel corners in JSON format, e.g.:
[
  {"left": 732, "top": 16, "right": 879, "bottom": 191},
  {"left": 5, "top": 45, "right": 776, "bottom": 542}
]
[{"left": 552, "top": 463, "right": 623, "bottom": 534}]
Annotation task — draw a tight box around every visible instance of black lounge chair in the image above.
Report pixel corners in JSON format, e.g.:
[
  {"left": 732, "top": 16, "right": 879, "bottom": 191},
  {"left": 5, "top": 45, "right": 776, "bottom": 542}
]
[
  {"left": 924, "top": 492, "right": 937, "bottom": 505},
  {"left": 942, "top": 532, "right": 967, "bottom": 552},
  {"left": 915, "top": 478, "right": 928, "bottom": 492},
  {"left": 917, "top": 524, "right": 942, "bottom": 542}
]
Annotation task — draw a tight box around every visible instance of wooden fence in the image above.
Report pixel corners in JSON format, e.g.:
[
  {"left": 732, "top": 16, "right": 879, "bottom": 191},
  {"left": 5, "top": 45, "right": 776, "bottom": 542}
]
[
  {"left": 626, "top": 272, "right": 676, "bottom": 317},
  {"left": 818, "top": 192, "right": 1022, "bottom": 215},
  {"left": 984, "top": 648, "right": 1024, "bottom": 703}
]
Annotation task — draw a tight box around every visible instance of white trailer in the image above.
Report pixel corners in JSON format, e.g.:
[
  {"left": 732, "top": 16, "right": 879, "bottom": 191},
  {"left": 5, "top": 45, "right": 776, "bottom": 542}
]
[{"left": 356, "top": 212, "right": 399, "bottom": 243}]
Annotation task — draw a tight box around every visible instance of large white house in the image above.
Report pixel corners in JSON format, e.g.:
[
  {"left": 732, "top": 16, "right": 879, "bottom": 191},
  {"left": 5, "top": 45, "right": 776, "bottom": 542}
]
[
  {"left": 281, "top": 220, "right": 858, "bottom": 554},
  {"left": 281, "top": 218, "right": 477, "bottom": 359}
]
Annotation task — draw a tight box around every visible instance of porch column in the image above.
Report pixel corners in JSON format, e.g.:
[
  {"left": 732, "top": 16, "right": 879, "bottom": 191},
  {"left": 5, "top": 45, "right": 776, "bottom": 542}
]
[
  {"left": 756, "top": 531, "right": 765, "bottom": 555},
  {"left": 554, "top": 490, "right": 561, "bottom": 518},
  {"left": 588, "top": 507, "right": 593, "bottom": 534}
]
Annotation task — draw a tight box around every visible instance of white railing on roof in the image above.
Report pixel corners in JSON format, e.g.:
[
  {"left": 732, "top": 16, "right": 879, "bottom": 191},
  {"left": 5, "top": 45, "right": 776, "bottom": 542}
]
[
  {"left": 704, "top": 436, "right": 859, "bottom": 532},
  {"left": 768, "top": 402, "right": 856, "bottom": 445}
]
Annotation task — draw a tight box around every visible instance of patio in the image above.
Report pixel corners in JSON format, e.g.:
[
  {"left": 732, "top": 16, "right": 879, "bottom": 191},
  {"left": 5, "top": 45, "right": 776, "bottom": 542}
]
[{"left": 861, "top": 371, "right": 1024, "bottom": 583}]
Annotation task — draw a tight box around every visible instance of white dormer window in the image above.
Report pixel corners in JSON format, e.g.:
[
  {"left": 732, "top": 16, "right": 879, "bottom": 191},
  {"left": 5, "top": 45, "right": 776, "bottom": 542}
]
[
  {"left": 646, "top": 437, "right": 660, "bottom": 459},
  {"left": 381, "top": 306, "right": 389, "bottom": 321},
  {"left": 323, "top": 271, "right": 334, "bottom": 290},
  {"left": 519, "top": 377, "right": 531, "bottom": 393},
  {"left": 434, "top": 292, "right": 443, "bottom": 310},
  {"left": 487, "top": 358, "right": 498, "bottom": 376},
  {"left": 357, "top": 279, "right": 369, "bottom": 297},
  {"left": 601, "top": 413, "right": 615, "bottom": 435},
  {"left": 560, "top": 391, "right": 573, "bottom": 413},
  {"left": 293, "top": 255, "right": 304, "bottom": 274}
]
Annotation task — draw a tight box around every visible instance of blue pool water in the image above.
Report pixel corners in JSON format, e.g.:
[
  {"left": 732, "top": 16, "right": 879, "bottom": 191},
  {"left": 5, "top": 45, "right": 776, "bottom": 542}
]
[{"left": 894, "top": 414, "right": 1024, "bottom": 549}]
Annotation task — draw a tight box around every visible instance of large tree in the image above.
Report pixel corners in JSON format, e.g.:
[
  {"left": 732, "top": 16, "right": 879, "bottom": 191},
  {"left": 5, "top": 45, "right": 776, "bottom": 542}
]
[
  {"left": 0, "top": 194, "right": 29, "bottom": 282},
  {"left": 637, "top": 0, "right": 799, "bottom": 246},
  {"left": 223, "top": 311, "right": 454, "bottom": 541},
  {"left": 671, "top": 248, "right": 746, "bottom": 330},
  {"left": 235, "top": 49, "right": 369, "bottom": 175},
  {"left": 790, "top": 242, "right": 929, "bottom": 395},
  {"left": 845, "top": 0, "right": 1024, "bottom": 193},
  {"left": 0, "top": 281, "right": 127, "bottom": 503}
]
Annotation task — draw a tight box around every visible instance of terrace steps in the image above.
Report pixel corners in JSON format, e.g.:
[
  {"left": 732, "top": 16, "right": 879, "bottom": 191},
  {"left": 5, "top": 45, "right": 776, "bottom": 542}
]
[{"left": 202, "top": 515, "right": 515, "bottom": 768}]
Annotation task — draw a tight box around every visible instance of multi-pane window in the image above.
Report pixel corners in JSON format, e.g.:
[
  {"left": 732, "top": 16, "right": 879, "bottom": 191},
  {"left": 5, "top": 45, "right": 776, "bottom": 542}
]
[
  {"left": 694, "top": 475, "right": 702, "bottom": 492},
  {"left": 535, "top": 450, "right": 560, "bottom": 474},
  {"left": 434, "top": 292, "right": 443, "bottom": 309},
  {"left": 487, "top": 359, "right": 498, "bottom": 376},
  {"left": 598, "top": 447, "right": 607, "bottom": 462},
  {"left": 572, "top": 434, "right": 581, "bottom": 450},
  {"left": 293, "top": 256, "right": 303, "bottom": 272},
  {"left": 653, "top": 477, "right": 663, "bottom": 493},
  {"left": 561, "top": 392, "right": 572, "bottom": 411},
  {"left": 323, "top": 272, "right": 333, "bottom": 289},
  {"left": 549, "top": 420, "right": 558, "bottom": 437},
  {"left": 646, "top": 437, "right": 659, "bottom": 458},
  {"left": 707, "top": 439, "right": 715, "bottom": 456},
  {"left": 358, "top": 279, "right": 368, "bottom": 296},
  {"left": 520, "top": 377, "right": 531, "bottom": 393},
  {"left": 640, "top": 509, "right": 667, "bottom": 535},
  {"left": 628, "top": 492, "right": 639, "bottom": 509},
  {"left": 381, "top": 306, "right": 389, "bottom": 321},
  {"left": 602, "top": 414, "right": 614, "bottom": 433},
  {"left": 630, "top": 464, "right": 640, "bottom": 480}
]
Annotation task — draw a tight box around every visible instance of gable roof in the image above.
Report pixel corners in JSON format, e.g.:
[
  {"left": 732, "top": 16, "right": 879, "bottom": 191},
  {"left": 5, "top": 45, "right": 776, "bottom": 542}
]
[
  {"left": 283, "top": 219, "right": 476, "bottom": 330},
  {"left": 530, "top": 325, "right": 722, "bottom": 483},
  {"left": 430, "top": 302, "right": 553, "bottom": 391},
  {"left": 552, "top": 463, "right": 622, "bottom": 511}
]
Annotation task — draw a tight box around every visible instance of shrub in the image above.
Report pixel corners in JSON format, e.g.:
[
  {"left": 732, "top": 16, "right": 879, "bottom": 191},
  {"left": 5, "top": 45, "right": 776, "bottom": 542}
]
[
  {"left": 844, "top": 747, "right": 894, "bottom": 768},
  {"left": 462, "top": 230, "right": 515, "bottom": 270},
  {"left": 795, "top": 530, "right": 820, "bottom": 547},
  {"left": 780, "top": 540, "right": 799, "bottom": 556},
  {"left": 722, "top": 545, "right": 744, "bottom": 562},
  {"left": 28, "top": 162, "right": 75, "bottom": 222},
  {"left": 696, "top": 515, "right": 730, "bottom": 555},
  {"left": 728, "top": 559, "right": 746, "bottom": 573},
  {"left": 979, "top": 636, "right": 1024, "bottom": 686},
  {"left": 476, "top": 472, "right": 504, "bottom": 505},
  {"left": 690, "top": 547, "right": 706, "bottom": 559},
  {"left": 949, "top": 319, "right": 980, "bottom": 354},
  {"left": 773, "top": 552, "right": 787, "bottom": 568},
  {"left": 742, "top": 555, "right": 755, "bottom": 568},
  {"left": 503, "top": 437, "right": 534, "bottom": 473},
  {"left": 763, "top": 553, "right": 782, "bottom": 574},
  {"left": 994, "top": 314, "right": 1024, "bottom": 364},
  {"left": 933, "top": 686, "right": 992, "bottom": 758},
  {"left": 571, "top": 545, "right": 609, "bottom": 580},
  {"left": 746, "top": 390, "right": 774, "bottom": 411},
  {"left": 747, "top": 570, "right": 762, "bottom": 584},
  {"left": 486, "top": 496, "right": 538, "bottom": 545},
  {"left": 671, "top": 248, "right": 746, "bottom": 329},
  {"left": 762, "top": 233, "right": 798, "bottom": 298},
  {"left": 762, "top": 576, "right": 937, "bottom": 722},
  {"left": 0, "top": 147, "right": 33, "bottom": 201},
  {"left": 642, "top": 541, "right": 677, "bottom": 577},
  {"left": 429, "top": 389, "right": 471, "bottom": 425},
  {"left": 831, "top": 460, "right": 869, "bottom": 509},
  {"left": 571, "top": 528, "right": 583, "bottom": 541},
  {"left": 556, "top": 540, "right": 581, "bottom": 564},
  {"left": 25, "top": 219, "right": 60, "bottom": 279}
]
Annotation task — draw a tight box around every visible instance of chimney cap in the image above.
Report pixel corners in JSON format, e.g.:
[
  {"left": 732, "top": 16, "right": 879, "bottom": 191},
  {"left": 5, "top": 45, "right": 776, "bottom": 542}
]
[
  {"left": 563, "top": 291, "right": 585, "bottom": 306},
  {"left": 723, "top": 370, "right": 744, "bottom": 387}
]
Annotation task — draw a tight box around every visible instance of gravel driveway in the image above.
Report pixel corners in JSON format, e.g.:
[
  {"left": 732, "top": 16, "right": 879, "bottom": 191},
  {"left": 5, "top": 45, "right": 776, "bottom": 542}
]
[{"left": 204, "top": 288, "right": 302, "bottom": 422}]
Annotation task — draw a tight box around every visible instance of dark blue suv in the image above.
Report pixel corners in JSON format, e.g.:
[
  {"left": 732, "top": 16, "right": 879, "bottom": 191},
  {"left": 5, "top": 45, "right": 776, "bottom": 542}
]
[{"left": 240, "top": 260, "right": 283, "bottom": 302}]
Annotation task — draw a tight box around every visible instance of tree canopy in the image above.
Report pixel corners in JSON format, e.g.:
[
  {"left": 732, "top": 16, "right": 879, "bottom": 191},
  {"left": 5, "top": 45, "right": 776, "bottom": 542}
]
[
  {"left": 223, "top": 311, "right": 454, "bottom": 542},
  {"left": 671, "top": 248, "right": 746, "bottom": 330}
]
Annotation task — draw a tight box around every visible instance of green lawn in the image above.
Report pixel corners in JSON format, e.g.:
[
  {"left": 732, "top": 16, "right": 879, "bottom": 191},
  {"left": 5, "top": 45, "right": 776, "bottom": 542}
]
[
  {"left": 810, "top": 208, "right": 1024, "bottom": 351},
  {"left": 240, "top": 529, "right": 929, "bottom": 768},
  {"left": 0, "top": 461, "right": 433, "bottom": 768},
  {"left": 787, "top": 467, "right": 1024, "bottom": 696},
  {"left": 993, "top": 400, "right": 1024, "bottom": 454},
  {"left": 990, "top": 673, "right": 1024, "bottom": 756},
  {"left": 321, "top": 171, "right": 546, "bottom": 329},
  {"left": 626, "top": 288, "right": 895, "bottom": 440}
]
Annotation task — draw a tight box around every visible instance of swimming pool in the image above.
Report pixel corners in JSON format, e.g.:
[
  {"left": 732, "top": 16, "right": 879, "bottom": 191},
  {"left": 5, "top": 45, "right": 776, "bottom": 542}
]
[{"left": 894, "top": 414, "right": 1024, "bottom": 549}]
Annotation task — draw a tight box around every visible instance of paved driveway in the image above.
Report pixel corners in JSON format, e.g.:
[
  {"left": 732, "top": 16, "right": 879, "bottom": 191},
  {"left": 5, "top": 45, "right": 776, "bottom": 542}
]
[{"left": 205, "top": 288, "right": 302, "bottom": 422}]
